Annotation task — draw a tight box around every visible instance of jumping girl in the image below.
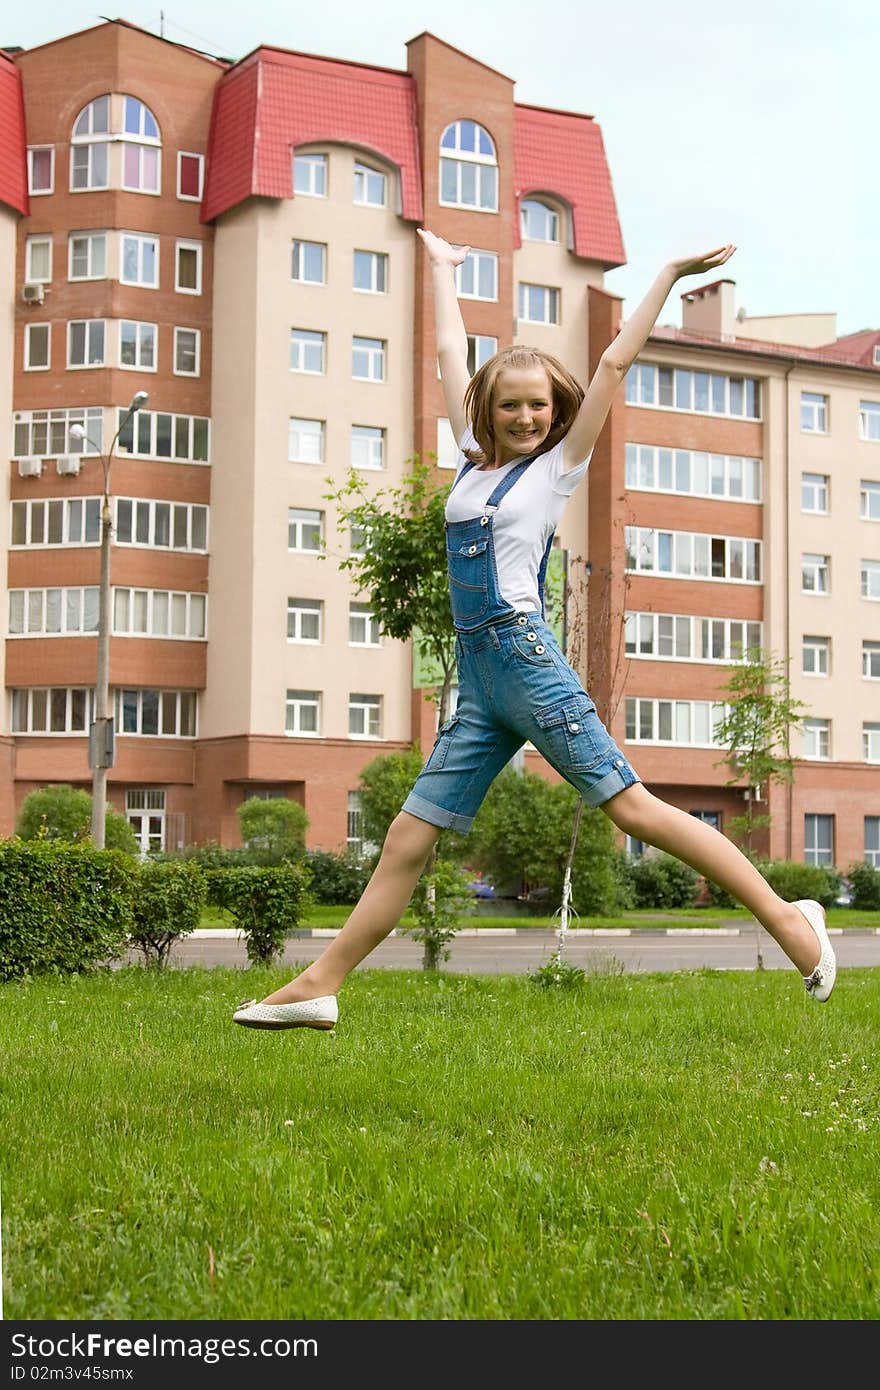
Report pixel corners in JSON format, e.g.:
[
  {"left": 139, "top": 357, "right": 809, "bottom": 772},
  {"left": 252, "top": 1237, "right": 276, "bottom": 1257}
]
[{"left": 233, "top": 228, "right": 835, "bottom": 1030}]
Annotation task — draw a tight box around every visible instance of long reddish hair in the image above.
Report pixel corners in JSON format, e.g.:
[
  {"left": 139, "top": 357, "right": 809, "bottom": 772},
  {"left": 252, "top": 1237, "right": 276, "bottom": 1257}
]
[{"left": 462, "top": 346, "right": 584, "bottom": 465}]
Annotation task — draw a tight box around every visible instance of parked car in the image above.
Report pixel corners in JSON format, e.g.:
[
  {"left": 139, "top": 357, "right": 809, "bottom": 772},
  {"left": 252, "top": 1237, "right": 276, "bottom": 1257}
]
[
  {"left": 834, "top": 878, "right": 853, "bottom": 908},
  {"left": 466, "top": 878, "right": 496, "bottom": 899}
]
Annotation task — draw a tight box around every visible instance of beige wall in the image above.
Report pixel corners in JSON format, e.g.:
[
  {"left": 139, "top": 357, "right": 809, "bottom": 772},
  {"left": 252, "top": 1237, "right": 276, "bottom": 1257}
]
[
  {"left": 787, "top": 367, "right": 880, "bottom": 763},
  {"left": 207, "top": 144, "right": 414, "bottom": 743},
  {"left": 738, "top": 313, "right": 837, "bottom": 348}
]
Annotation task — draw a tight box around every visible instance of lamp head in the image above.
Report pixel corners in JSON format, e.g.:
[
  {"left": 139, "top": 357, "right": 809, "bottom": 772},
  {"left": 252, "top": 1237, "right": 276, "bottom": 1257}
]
[
  {"left": 69, "top": 424, "right": 86, "bottom": 440},
  {"left": 130, "top": 391, "right": 149, "bottom": 411}
]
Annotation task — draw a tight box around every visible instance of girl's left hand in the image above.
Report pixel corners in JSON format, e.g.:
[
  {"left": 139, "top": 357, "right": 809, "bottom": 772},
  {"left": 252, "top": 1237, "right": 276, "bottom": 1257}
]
[{"left": 667, "top": 244, "right": 736, "bottom": 281}]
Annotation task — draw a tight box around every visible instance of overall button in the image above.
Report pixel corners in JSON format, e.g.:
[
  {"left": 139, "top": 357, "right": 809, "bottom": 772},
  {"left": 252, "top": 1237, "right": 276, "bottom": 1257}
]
[
  {"left": 535, "top": 644, "right": 545, "bottom": 654},
  {"left": 517, "top": 615, "right": 527, "bottom": 626},
  {"left": 615, "top": 759, "right": 624, "bottom": 768},
  {"left": 569, "top": 722, "right": 579, "bottom": 732},
  {"left": 479, "top": 516, "right": 489, "bottom": 526},
  {"left": 468, "top": 545, "right": 477, "bottom": 554},
  {"left": 527, "top": 631, "right": 537, "bottom": 641}
]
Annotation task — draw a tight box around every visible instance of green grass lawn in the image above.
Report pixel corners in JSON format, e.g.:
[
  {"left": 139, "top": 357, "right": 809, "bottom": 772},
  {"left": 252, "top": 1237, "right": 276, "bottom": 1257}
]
[{"left": 2, "top": 964, "right": 880, "bottom": 1319}]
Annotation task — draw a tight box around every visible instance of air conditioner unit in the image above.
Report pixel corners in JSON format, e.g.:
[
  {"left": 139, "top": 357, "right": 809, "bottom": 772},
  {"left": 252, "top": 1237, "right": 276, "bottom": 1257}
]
[
  {"left": 22, "top": 283, "right": 45, "bottom": 304},
  {"left": 17, "top": 456, "right": 43, "bottom": 478},
  {"left": 56, "top": 455, "right": 81, "bottom": 476}
]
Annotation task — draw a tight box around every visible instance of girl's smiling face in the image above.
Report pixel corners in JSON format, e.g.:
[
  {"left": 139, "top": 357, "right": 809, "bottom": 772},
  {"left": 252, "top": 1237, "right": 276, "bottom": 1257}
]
[{"left": 491, "top": 366, "right": 553, "bottom": 463}]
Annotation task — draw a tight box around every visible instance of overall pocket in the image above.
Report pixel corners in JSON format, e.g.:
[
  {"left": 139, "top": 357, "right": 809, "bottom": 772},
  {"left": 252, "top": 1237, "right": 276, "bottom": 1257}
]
[
  {"left": 533, "top": 694, "right": 612, "bottom": 772},
  {"left": 424, "top": 713, "right": 460, "bottom": 771},
  {"left": 446, "top": 537, "right": 490, "bottom": 623}
]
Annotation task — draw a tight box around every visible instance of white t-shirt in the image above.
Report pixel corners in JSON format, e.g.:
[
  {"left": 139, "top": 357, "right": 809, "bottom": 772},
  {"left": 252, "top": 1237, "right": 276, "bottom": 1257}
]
[{"left": 444, "top": 430, "right": 591, "bottom": 613}]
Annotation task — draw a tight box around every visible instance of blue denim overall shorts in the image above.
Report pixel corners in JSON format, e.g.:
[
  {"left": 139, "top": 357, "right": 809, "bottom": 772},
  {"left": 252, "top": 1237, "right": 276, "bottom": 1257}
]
[{"left": 402, "top": 455, "right": 640, "bottom": 833}]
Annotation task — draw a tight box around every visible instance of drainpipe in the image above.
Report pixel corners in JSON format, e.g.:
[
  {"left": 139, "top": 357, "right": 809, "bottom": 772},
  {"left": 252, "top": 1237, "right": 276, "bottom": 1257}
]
[{"left": 783, "top": 362, "right": 795, "bottom": 859}]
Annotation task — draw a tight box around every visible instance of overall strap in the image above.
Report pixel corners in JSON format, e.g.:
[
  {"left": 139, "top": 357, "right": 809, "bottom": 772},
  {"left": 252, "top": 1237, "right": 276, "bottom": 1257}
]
[
  {"left": 536, "top": 529, "right": 556, "bottom": 619},
  {"left": 448, "top": 460, "right": 479, "bottom": 495},
  {"left": 485, "top": 456, "right": 536, "bottom": 509}
]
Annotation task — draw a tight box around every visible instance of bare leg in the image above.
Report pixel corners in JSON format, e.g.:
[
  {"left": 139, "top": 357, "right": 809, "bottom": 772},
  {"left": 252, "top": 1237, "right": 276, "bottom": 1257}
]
[
  {"left": 260, "top": 811, "right": 442, "bottom": 1004},
  {"left": 602, "top": 784, "right": 821, "bottom": 975}
]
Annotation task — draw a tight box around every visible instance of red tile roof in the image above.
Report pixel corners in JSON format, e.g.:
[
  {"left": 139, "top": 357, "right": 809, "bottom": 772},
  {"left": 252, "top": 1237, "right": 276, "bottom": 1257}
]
[
  {"left": 203, "top": 46, "right": 423, "bottom": 224},
  {"left": 514, "top": 104, "right": 625, "bottom": 267},
  {"left": 650, "top": 324, "right": 880, "bottom": 373},
  {"left": 0, "top": 51, "right": 28, "bottom": 216}
]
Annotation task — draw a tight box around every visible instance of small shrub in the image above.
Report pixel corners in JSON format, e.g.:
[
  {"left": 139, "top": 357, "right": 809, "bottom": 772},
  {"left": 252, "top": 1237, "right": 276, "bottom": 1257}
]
[
  {"left": 213, "top": 864, "right": 312, "bottom": 965},
  {"left": 758, "top": 860, "right": 840, "bottom": 909},
  {"left": 237, "top": 796, "right": 308, "bottom": 861},
  {"left": 529, "top": 955, "right": 586, "bottom": 990},
  {"left": 15, "top": 784, "right": 138, "bottom": 855},
  {"left": 129, "top": 860, "right": 207, "bottom": 967},
  {"left": 629, "top": 852, "right": 699, "bottom": 909},
  {"left": 0, "top": 840, "right": 135, "bottom": 981},
  {"left": 406, "top": 858, "right": 472, "bottom": 970},
  {"left": 303, "top": 849, "right": 372, "bottom": 904},
  {"left": 845, "top": 861, "right": 880, "bottom": 911}
]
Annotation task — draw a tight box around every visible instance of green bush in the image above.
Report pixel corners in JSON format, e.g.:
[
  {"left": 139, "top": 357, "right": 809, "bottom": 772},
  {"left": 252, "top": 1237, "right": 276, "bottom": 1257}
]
[
  {"left": 156, "top": 841, "right": 294, "bottom": 869},
  {"left": 211, "top": 864, "right": 312, "bottom": 965},
  {"left": 758, "top": 860, "right": 840, "bottom": 908},
  {"left": 628, "top": 852, "right": 699, "bottom": 910},
  {"left": 358, "top": 748, "right": 428, "bottom": 848},
  {"left": 129, "top": 860, "right": 207, "bottom": 967},
  {"left": 303, "top": 849, "right": 371, "bottom": 904},
  {"left": 0, "top": 840, "right": 136, "bottom": 981},
  {"left": 406, "top": 857, "right": 472, "bottom": 969},
  {"left": 16, "top": 784, "right": 138, "bottom": 854},
  {"left": 844, "top": 861, "right": 880, "bottom": 911},
  {"left": 237, "top": 796, "right": 308, "bottom": 861}
]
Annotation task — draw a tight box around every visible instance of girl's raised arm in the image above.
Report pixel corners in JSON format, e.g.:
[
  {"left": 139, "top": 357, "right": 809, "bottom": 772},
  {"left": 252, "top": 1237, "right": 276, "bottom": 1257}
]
[
  {"left": 418, "top": 228, "right": 471, "bottom": 446},
  {"left": 562, "top": 244, "right": 736, "bottom": 470}
]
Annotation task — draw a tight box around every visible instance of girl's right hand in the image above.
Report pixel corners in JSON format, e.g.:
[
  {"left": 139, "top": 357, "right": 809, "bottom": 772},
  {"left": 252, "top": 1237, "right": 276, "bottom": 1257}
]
[{"left": 417, "top": 227, "right": 470, "bottom": 267}]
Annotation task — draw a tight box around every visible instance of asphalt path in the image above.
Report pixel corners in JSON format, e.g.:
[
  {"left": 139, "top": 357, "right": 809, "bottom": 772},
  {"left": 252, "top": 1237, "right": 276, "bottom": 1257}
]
[{"left": 156, "top": 929, "right": 880, "bottom": 978}]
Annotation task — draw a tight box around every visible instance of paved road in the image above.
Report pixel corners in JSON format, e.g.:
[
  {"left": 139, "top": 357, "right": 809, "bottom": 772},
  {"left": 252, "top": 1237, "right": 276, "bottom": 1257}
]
[{"left": 157, "top": 929, "right": 880, "bottom": 978}]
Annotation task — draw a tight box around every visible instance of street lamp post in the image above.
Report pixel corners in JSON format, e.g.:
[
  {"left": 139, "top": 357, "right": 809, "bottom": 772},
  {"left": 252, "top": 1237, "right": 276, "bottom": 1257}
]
[{"left": 71, "top": 390, "right": 149, "bottom": 847}]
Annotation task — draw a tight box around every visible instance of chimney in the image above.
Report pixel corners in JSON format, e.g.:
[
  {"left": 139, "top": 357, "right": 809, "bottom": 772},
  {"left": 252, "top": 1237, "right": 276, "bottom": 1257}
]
[{"left": 681, "top": 278, "right": 737, "bottom": 341}]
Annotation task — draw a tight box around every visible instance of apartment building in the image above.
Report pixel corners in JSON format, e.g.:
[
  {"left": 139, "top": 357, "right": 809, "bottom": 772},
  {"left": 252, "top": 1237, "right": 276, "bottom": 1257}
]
[{"left": 3, "top": 20, "right": 877, "bottom": 868}]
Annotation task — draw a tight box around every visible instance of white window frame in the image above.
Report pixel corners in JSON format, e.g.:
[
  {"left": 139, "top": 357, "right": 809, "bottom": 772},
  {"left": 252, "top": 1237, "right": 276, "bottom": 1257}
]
[
  {"left": 290, "top": 328, "right": 326, "bottom": 375},
  {"left": 119, "top": 320, "right": 157, "bottom": 372},
  {"left": 116, "top": 689, "right": 196, "bottom": 739},
  {"left": 348, "top": 693, "right": 382, "bottom": 739},
  {"left": 455, "top": 250, "right": 498, "bottom": 302},
  {"left": 11, "top": 686, "right": 95, "bottom": 735},
  {"left": 121, "top": 141, "right": 161, "bottom": 195},
  {"left": 27, "top": 146, "right": 54, "bottom": 195},
  {"left": 112, "top": 587, "right": 207, "bottom": 640},
  {"left": 518, "top": 282, "right": 560, "bottom": 326},
  {"left": 175, "top": 240, "right": 203, "bottom": 295},
  {"left": 353, "top": 161, "right": 387, "bottom": 207},
  {"left": 350, "top": 425, "right": 385, "bottom": 470},
  {"left": 116, "top": 408, "right": 210, "bottom": 464},
  {"left": 25, "top": 236, "right": 52, "bottom": 283},
  {"left": 467, "top": 334, "right": 498, "bottom": 374},
  {"left": 349, "top": 603, "right": 382, "bottom": 648},
  {"left": 863, "top": 641, "right": 880, "bottom": 680},
  {"left": 802, "top": 718, "right": 831, "bottom": 761},
  {"left": 520, "top": 198, "right": 560, "bottom": 243},
  {"left": 866, "top": 816, "right": 880, "bottom": 867},
  {"left": 625, "top": 697, "right": 727, "bottom": 748},
  {"left": 859, "top": 401, "right": 880, "bottom": 442},
  {"left": 14, "top": 407, "right": 103, "bottom": 461},
  {"left": 286, "top": 690, "right": 321, "bottom": 737},
  {"left": 801, "top": 553, "right": 830, "bottom": 595},
  {"left": 288, "top": 508, "right": 324, "bottom": 553},
  {"left": 625, "top": 443, "right": 762, "bottom": 504},
  {"left": 862, "top": 560, "right": 880, "bottom": 600},
  {"left": 860, "top": 479, "right": 880, "bottom": 521},
  {"left": 291, "top": 239, "right": 326, "bottom": 285},
  {"left": 119, "top": 232, "right": 159, "bottom": 289},
  {"left": 626, "top": 362, "right": 761, "bottom": 420},
  {"left": 293, "top": 152, "right": 327, "bottom": 198},
  {"left": 24, "top": 323, "right": 51, "bottom": 372},
  {"left": 439, "top": 120, "right": 498, "bottom": 213},
  {"left": 11, "top": 497, "right": 101, "bottom": 548},
  {"left": 436, "top": 416, "right": 458, "bottom": 470},
  {"left": 353, "top": 249, "right": 388, "bottom": 294},
  {"left": 625, "top": 526, "right": 762, "bottom": 584},
  {"left": 288, "top": 417, "right": 325, "bottom": 464},
  {"left": 287, "top": 598, "right": 322, "bottom": 644},
  {"left": 804, "top": 813, "right": 834, "bottom": 867},
  {"left": 801, "top": 472, "right": 829, "bottom": 513},
  {"left": 801, "top": 635, "right": 830, "bottom": 677},
  {"left": 8, "top": 586, "right": 99, "bottom": 636},
  {"left": 69, "top": 231, "right": 107, "bottom": 281},
  {"left": 176, "top": 151, "right": 204, "bottom": 202},
  {"left": 67, "top": 320, "right": 106, "bottom": 369},
  {"left": 864, "top": 724, "right": 880, "bottom": 763},
  {"left": 352, "top": 336, "right": 386, "bottom": 382},
  {"left": 173, "top": 327, "right": 201, "bottom": 377},
  {"left": 800, "top": 391, "right": 828, "bottom": 433},
  {"left": 70, "top": 140, "right": 109, "bottom": 193},
  {"left": 624, "top": 611, "right": 762, "bottom": 664},
  {"left": 114, "top": 498, "right": 208, "bottom": 553}
]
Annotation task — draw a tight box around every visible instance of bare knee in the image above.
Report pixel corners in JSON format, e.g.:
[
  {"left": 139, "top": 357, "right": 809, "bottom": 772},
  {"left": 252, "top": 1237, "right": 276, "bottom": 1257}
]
[{"left": 381, "top": 811, "right": 441, "bottom": 872}]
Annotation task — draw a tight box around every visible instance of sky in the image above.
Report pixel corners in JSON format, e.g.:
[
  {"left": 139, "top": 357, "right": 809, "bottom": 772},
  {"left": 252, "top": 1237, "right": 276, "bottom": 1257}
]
[{"left": 8, "top": 0, "right": 878, "bottom": 338}]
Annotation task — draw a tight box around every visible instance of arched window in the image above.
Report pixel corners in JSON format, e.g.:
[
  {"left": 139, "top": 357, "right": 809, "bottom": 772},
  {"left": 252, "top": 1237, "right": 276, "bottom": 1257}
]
[
  {"left": 71, "top": 96, "right": 111, "bottom": 191},
  {"left": 439, "top": 120, "right": 497, "bottom": 212},
  {"left": 70, "top": 95, "right": 161, "bottom": 195},
  {"left": 521, "top": 198, "right": 560, "bottom": 243}
]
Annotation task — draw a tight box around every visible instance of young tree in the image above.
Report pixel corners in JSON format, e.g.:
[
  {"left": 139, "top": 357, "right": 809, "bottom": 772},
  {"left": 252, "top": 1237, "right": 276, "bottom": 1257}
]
[
  {"left": 237, "top": 796, "right": 308, "bottom": 861},
  {"left": 713, "top": 650, "right": 808, "bottom": 967}
]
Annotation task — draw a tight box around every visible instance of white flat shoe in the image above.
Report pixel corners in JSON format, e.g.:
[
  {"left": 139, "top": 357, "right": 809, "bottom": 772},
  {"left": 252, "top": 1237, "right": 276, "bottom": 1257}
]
[
  {"left": 794, "top": 900, "right": 836, "bottom": 1002},
  {"left": 233, "top": 995, "right": 338, "bottom": 1030}
]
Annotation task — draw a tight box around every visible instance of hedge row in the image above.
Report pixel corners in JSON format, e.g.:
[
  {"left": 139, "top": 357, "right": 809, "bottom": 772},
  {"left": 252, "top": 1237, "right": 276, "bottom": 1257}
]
[{"left": 0, "top": 842, "right": 311, "bottom": 981}]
